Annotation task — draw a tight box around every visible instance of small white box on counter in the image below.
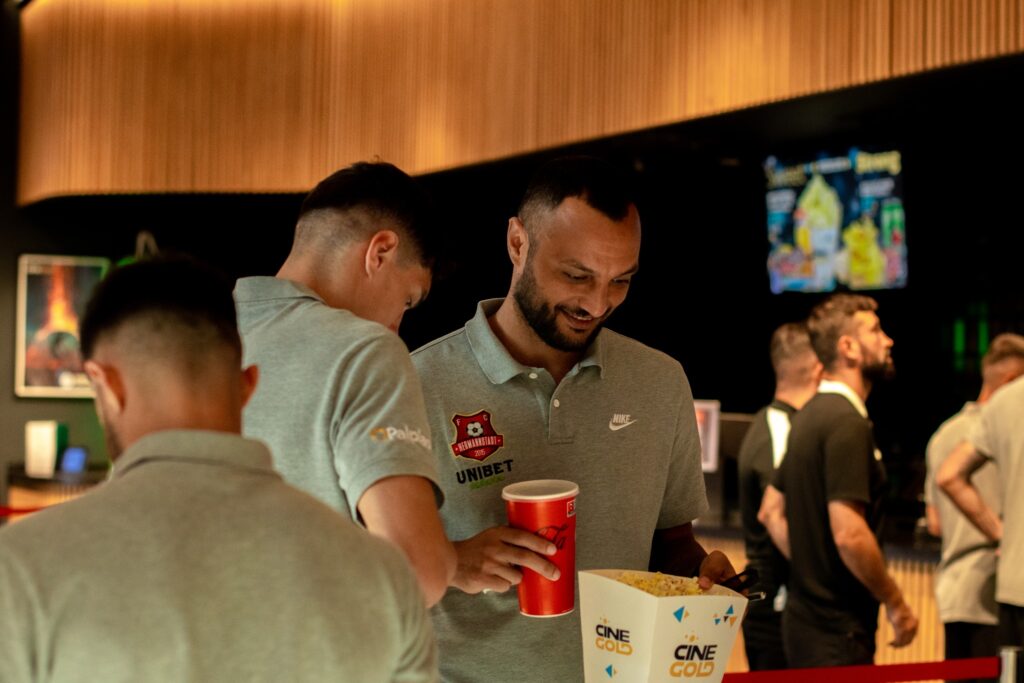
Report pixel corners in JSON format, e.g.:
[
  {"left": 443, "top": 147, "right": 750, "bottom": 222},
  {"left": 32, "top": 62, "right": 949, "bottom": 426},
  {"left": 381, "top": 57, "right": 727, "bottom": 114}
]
[{"left": 579, "top": 569, "right": 747, "bottom": 683}]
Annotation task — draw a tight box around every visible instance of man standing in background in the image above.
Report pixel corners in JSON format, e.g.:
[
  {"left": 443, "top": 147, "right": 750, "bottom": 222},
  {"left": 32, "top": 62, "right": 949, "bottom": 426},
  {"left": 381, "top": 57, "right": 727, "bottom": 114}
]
[
  {"left": 761, "top": 293, "right": 917, "bottom": 666},
  {"left": 925, "top": 333, "right": 1024, "bottom": 678},
  {"left": 738, "top": 322, "right": 821, "bottom": 670},
  {"left": 235, "top": 162, "right": 454, "bottom": 605}
]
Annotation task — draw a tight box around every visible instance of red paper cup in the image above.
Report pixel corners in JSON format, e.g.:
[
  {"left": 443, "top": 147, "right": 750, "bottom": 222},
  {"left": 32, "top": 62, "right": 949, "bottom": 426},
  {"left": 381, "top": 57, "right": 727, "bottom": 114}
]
[{"left": 502, "top": 479, "right": 579, "bottom": 617}]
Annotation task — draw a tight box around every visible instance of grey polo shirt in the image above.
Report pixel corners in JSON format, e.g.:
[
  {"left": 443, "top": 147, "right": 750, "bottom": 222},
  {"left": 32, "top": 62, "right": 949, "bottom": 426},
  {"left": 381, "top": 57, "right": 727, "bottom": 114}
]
[
  {"left": 235, "top": 276, "right": 441, "bottom": 520},
  {"left": 412, "top": 299, "right": 708, "bottom": 683},
  {"left": 925, "top": 402, "right": 999, "bottom": 625},
  {"left": 0, "top": 430, "right": 437, "bottom": 683},
  {"left": 968, "top": 375, "right": 1024, "bottom": 607}
]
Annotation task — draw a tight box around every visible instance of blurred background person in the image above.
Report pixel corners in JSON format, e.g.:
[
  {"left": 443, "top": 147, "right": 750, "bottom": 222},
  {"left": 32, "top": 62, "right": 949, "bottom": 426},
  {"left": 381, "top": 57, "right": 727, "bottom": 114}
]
[
  {"left": 925, "top": 333, "right": 1024, "bottom": 679},
  {"left": 761, "top": 293, "right": 918, "bottom": 666},
  {"left": 739, "top": 322, "right": 821, "bottom": 670}
]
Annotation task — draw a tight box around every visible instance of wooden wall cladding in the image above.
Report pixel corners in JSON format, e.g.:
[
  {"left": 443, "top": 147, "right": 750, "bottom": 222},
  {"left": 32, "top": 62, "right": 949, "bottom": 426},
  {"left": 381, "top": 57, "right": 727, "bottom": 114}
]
[{"left": 18, "top": 0, "right": 1024, "bottom": 204}]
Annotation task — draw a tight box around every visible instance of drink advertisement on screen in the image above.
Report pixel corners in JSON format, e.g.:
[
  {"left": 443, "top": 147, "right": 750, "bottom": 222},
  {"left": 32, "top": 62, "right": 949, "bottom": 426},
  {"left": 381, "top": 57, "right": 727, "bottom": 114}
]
[{"left": 764, "top": 148, "right": 908, "bottom": 294}]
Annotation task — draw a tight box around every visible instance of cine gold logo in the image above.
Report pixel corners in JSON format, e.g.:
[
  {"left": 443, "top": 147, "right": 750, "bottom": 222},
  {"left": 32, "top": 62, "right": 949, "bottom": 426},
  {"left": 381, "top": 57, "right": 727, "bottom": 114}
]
[
  {"left": 668, "top": 643, "right": 717, "bottom": 678},
  {"left": 594, "top": 620, "right": 633, "bottom": 656}
]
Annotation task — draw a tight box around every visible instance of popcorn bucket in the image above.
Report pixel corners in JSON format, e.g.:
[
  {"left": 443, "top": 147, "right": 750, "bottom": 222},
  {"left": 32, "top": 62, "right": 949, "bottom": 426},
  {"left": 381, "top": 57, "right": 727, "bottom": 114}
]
[{"left": 579, "top": 570, "right": 748, "bottom": 683}]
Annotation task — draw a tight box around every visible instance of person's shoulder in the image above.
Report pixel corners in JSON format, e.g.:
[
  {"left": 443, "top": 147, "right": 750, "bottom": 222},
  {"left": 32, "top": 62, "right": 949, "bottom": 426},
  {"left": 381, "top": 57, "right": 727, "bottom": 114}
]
[
  {"left": 986, "top": 374, "right": 1024, "bottom": 415},
  {"left": 600, "top": 329, "right": 684, "bottom": 377},
  {"left": 411, "top": 326, "right": 470, "bottom": 364}
]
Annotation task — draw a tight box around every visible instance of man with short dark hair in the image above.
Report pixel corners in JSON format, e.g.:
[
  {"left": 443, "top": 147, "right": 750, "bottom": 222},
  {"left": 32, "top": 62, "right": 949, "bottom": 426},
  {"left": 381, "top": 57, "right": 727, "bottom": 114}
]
[
  {"left": 925, "top": 334, "right": 1024, "bottom": 676},
  {"left": 760, "top": 293, "right": 918, "bottom": 666},
  {"left": 0, "top": 258, "right": 438, "bottom": 682},
  {"left": 412, "top": 156, "right": 735, "bottom": 682},
  {"left": 235, "top": 161, "right": 455, "bottom": 606},
  {"left": 739, "top": 322, "right": 822, "bottom": 670}
]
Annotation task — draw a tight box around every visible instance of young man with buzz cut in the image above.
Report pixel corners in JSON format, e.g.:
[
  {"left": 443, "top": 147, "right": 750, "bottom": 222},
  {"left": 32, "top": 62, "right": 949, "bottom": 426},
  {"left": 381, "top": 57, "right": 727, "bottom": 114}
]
[
  {"left": 0, "top": 258, "right": 438, "bottom": 682},
  {"left": 234, "top": 161, "right": 455, "bottom": 606}
]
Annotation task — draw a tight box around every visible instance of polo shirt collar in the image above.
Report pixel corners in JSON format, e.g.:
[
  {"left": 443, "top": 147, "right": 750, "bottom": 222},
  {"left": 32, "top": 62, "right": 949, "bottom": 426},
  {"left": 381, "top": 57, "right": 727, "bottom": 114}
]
[
  {"left": 233, "top": 276, "right": 323, "bottom": 304},
  {"left": 465, "top": 299, "right": 607, "bottom": 385},
  {"left": 818, "top": 379, "right": 868, "bottom": 418},
  {"left": 112, "top": 429, "right": 275, "bottom": 479}
]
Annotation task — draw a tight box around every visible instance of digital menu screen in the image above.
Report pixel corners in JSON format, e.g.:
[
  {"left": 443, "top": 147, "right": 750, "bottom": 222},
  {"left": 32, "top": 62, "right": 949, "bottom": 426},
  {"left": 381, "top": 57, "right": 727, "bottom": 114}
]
[{"left": 765, "top": 148, "right": 908, "bottom": 294}]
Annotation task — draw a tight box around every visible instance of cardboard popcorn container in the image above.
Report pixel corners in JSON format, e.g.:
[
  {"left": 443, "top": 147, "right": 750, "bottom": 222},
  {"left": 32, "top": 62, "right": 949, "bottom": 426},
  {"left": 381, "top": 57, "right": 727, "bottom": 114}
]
[{"left": 579, "top": 570, "right": 747, "bottom": 683}]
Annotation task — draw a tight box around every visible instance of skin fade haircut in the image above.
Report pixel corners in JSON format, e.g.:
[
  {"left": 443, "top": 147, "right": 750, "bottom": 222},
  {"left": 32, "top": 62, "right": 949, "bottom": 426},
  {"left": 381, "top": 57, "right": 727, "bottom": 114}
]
[
  {"left": 770, "top": 322, "right": 817, "bottom": 385},
  {"left": 79, "top": 256, "right": 241, "bottom": 364},
  {"left": 295, "top": 161, "right": 441, "bottom": 269}
]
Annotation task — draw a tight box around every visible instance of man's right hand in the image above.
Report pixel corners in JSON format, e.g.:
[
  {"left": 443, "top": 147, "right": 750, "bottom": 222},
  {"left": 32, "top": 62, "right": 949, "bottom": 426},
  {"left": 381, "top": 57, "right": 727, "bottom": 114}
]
[
  {"left": 451, "top": 526, "right": 559, "bottom": 594},
  {"left": 884, "top": 597, "right": 918, "bottom": 648}
]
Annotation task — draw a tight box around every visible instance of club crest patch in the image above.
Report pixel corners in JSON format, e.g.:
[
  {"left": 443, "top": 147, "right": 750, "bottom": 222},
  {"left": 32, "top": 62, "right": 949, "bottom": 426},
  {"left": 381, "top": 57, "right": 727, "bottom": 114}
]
[{"left": 451, "top": 410, "right": 504, "bottom": 461}]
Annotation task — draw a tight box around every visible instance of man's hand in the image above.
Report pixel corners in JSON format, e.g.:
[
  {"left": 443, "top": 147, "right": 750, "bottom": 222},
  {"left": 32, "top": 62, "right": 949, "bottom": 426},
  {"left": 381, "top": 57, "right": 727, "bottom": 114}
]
[
  {"left": 451, "top": 527, "right": 559, "bottom": 594},
  {"left": 884, "top": 597, "right": 918, "bottom": 647},
  {"left": 696, "top": 551, "right": 737, "bottom": 591}
]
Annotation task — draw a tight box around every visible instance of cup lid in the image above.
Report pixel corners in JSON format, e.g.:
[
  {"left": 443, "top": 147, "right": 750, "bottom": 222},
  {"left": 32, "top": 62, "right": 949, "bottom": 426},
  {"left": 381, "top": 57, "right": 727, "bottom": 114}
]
[{"left": 502, "top": 479, "right": 579, "bottom": 502}]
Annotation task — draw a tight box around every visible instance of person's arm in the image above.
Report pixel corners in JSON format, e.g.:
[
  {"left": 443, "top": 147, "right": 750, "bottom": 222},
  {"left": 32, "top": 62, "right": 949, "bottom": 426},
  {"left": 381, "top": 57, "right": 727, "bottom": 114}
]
[
  {"left": 757, "top": 484, "right": 790, "bottom": 559},
  {"left": 0, "top": 552, "right": 33, "bottom": 683},
  {"left": 449, "top": 527, "right": 560, "bottom": 594},
  {"left": 937, "top": 441, "right": 1002, "bottom": 542},
  {"left": 649, "top": 522, "right": 736, "bottom": 590},
  {"left": 828, "top": 500, "right": 918, "bottom": 647},
  {"left": 925, "top": 504, "right": 941, "bottom": 537},
  {"left": 359, "top": 476, "right": 456, "bottom": 607}
]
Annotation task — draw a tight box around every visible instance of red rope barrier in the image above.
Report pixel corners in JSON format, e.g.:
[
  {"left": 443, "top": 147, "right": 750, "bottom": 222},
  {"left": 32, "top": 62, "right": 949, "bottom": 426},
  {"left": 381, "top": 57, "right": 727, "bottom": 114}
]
[
  {"left": 722, "top": 657, "right": 1000, "bottom": 683},
  {"left": 0, "top": 506, "right": 45, "bottom": 517}
]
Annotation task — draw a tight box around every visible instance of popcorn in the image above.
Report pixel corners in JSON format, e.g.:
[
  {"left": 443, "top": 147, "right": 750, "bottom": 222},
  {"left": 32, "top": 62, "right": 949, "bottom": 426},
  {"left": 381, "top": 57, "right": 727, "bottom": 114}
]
[{"left": 615, "top": 571, "right": 703, "bottom": 597}]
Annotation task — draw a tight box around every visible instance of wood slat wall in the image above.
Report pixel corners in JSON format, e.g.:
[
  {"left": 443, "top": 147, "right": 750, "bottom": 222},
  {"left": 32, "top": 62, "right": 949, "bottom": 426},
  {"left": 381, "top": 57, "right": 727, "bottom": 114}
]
[{"left": 17, "top": 0, "right": 1024, "bottom": 204}]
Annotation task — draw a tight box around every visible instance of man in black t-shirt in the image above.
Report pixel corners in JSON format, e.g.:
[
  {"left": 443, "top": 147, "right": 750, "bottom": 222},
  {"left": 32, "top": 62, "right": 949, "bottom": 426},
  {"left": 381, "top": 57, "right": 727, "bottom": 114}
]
[
  {"left": 738, "top": 323, "right": 821, "bottom": 670},
  {"left": 759, "top": 294, "right": 918, "bottom": 667}
]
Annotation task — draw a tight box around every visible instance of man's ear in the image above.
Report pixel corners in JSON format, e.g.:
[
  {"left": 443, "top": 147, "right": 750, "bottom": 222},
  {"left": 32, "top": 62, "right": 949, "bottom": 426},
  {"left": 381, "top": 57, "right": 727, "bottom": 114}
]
[
  {"left": 836, "top": 334, "right": 859, "bottom": 365},
  {"left": 240, "top": 364, "right": 259, "bottom": 408},
  {"left": 83, "top": 359, "right": 127, "bottom": 416},
  {"left": 507, "top": 217, "right": 529, "bottom": 269},
  {"left": 363, "top": 230, "right": 401, "bottom": 277}
]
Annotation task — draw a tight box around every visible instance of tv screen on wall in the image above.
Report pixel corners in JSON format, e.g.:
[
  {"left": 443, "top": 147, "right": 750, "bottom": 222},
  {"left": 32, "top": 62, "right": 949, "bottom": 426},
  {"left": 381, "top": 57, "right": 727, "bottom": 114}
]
[{"left": 765, "top": 148, "right": 908, "bottom": 294}]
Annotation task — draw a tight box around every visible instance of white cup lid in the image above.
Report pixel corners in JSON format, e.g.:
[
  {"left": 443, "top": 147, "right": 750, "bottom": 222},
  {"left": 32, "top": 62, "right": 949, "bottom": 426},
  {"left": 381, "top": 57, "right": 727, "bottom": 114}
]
[{"left": 502, "top": 479, "right": 579, "bottom": 502}]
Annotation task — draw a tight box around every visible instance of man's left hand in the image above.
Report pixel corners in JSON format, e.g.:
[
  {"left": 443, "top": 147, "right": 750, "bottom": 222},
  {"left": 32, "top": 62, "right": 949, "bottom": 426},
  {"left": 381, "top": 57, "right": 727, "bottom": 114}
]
[{"left": 697, "top": 551, "right": 736, "bottom": 591}]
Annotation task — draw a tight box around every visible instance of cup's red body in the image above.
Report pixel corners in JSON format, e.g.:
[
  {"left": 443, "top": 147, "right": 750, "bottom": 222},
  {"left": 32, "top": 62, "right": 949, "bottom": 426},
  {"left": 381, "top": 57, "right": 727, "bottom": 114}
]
[{"left": 503, "top": 481, "right": 578, "bottom": 617}]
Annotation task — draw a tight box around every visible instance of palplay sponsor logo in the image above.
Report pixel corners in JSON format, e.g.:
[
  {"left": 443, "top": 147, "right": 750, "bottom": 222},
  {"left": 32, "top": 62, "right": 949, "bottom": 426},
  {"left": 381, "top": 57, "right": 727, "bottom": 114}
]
[{"left": 368, "top": 425, "right": 431, "bottom": 450}]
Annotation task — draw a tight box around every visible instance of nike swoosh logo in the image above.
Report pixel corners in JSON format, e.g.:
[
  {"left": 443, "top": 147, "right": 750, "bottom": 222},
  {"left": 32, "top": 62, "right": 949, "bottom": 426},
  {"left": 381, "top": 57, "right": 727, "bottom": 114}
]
[{"left": 608, "top": 419, "right": 638, "bottom": 431}]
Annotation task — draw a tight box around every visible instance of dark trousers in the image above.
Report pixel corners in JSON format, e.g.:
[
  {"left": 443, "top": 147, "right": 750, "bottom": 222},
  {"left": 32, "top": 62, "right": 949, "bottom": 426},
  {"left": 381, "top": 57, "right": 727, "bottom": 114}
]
[
  {"left": 782, "top": 601, "right": 876, "bottom": 668},
  {"left": 999, "top": 602, "right": 1024, "bottom": 647},
  {"left": 742, "top": 605, "right": 787, "bottom": 671},
  {"left": 944, "top": 621, "right": 998, "bottom": 683}
]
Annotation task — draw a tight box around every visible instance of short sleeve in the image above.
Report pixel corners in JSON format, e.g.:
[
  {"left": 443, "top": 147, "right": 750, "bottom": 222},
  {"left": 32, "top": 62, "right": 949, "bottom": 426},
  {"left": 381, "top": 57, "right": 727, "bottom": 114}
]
[
  {"left": 968, "top": 406, "right": 998, "bottom": 462},
  {"left": 823, "top": 414, "right": 875, "bottom": 505},
  {"left": 923, "top": 434, "right": 938, "bottom": 506},
  {"left": 330, "top": 332, "right": 443, "bottom": 520},
  {"left": 656, "top": 367, "right": 709, "bottom": 528}
]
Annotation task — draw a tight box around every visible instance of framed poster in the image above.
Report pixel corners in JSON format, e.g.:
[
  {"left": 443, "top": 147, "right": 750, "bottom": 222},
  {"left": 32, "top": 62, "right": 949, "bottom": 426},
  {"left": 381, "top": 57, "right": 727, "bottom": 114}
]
[
  {"left": 15, "top": 254, "right": 110, "bottom": 398},
  {"left": 693, "top": 399, "right": 721, "bottom": 473}
]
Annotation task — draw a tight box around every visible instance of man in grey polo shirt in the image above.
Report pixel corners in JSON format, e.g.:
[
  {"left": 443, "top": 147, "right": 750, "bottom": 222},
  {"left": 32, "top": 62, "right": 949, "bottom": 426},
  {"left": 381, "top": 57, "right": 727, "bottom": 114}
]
[
  {"left": 0, "top": 258, "right": 437, "bottom": 682},
  {"left": 235, "top": 162, "right": 454, "bottom": 606},
  {"left": 925, "top": 333, "right": 1024, "bottom": 672},
  {"left": 412, "top": 156, "right": 735, "bottom": 682},
  {"left": 941, "top": 369, "right": 1024, "bottom": 647}
]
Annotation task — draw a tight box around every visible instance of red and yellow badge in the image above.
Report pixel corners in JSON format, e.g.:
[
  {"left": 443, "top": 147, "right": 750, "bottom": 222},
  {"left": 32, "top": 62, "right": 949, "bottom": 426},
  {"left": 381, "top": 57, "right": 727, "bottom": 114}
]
[{"left": 451, "top": 410, "right": 504, "bottom": 461}]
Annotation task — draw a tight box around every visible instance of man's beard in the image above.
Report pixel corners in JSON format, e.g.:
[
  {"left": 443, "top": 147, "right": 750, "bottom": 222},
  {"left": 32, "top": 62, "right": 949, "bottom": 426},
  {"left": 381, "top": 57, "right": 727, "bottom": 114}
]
[
  {"left": 862, "top": 355, "right": 895, "bottom": 383},
  {"left": 512, "top": 262, "right": 605, "bottom": 352}
]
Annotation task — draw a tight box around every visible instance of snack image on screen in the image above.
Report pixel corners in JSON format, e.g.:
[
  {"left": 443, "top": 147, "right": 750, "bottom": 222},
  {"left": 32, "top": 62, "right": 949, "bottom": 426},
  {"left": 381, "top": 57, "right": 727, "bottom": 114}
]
[
  {"left": 616, "top": 571, "right": 704, "bottom": 597},
  {"left": 765, "top": 148, "right": 908, "bottom": 294}
]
